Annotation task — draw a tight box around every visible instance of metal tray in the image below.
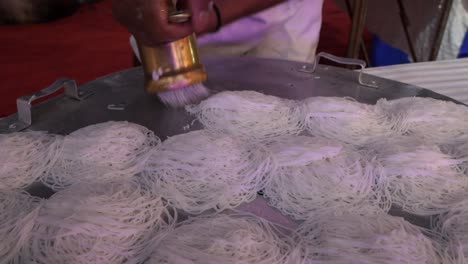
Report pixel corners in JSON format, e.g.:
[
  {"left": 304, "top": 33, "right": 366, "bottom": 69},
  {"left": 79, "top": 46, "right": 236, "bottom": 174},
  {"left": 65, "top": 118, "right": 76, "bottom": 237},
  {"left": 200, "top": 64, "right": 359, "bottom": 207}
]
[
  {"left": 0, "top": 53, "right": 462, "bottom": 136},
  {"left": 1, "top": 53, "right": 463, "bottom": 228}
]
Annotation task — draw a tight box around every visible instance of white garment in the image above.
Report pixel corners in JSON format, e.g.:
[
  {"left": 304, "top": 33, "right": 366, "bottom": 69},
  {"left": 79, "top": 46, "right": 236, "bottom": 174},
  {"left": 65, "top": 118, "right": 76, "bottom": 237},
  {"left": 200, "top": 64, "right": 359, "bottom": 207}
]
[
  {"left": 131, "top": 0, "right": 323, "bottom": 63},
  {"left": 359, "top": 0, "right": 468, "bottom": 62},
  {"left": 437, "top": 0, "right": 468, "bottom": 60}
]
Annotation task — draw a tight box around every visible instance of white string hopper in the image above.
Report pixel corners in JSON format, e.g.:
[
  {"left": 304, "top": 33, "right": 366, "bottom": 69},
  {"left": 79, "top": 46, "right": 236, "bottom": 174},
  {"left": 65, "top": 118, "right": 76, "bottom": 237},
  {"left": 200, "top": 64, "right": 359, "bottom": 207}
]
[
  {"left": 0, "top": 131, "right": 63, "bottom": 190},
  {"left": 297, "top": 212, "right": 442, "bottom": 264},
  {"left": 145, "top": 213, "right": 300, "bottom": 264},
  {"left": 376, "top": 97, "right": 468, "bottom": 144},
  {"left": 42, "top": 121, "right": 160, "bottom": 191},
  {"left": 367, "top": 137, "right": 468, "bottom": 216},
  {"left": 0, "top": 191, "right": 42, "bottom": 264},
  {"left": 142, "top": 130, "right": 273, "bottom": 214},
  {"left": 432, "top": 199, "right": 468, "bottom": 263},
  {"left": 23, "top": 181, "right": 176, "bottom": 264},
  {"left": 301, "top": 96, "right": 394, "bottom": 145},
  {"left": 263, "top": 135, "right": 390, "bottom": 220},
  {"left": 186, "top": 91, "right": 304, "bottom": 140}
]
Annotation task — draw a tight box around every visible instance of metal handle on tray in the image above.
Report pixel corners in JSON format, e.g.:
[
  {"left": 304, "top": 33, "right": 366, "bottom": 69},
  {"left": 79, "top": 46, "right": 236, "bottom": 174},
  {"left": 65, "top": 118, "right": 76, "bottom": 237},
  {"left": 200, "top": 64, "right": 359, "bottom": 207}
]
[
  {"left": 299, "top": 52, "right": 378, "bottom": 89},
  {"left": 2, "top": 78, "right": 92, "bottom": 133}
]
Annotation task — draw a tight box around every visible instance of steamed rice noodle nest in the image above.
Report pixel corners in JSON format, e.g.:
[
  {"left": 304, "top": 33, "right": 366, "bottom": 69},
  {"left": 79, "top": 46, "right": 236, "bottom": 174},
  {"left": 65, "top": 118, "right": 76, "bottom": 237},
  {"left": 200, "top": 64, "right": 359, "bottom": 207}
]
[
  {"left": 186, "top": 91, "right": 303, "bottom": 139},
  {"left": 432, "top": 199, "right": 468, "bottom": 263},
  {"left": 297, "top": 212, "right": 441, "bottom": 264},
  {"left": 300, "top": 97, "right": 394, "bottom": 145},
  {"left": 0, "top": 131, "right": 62, "bottom": 190},
  {"left": 146, "top": 213, "right": 299, "bottom": 264},
  {"left": 376, "top": 97, "right": 468, "bottom": 144},
  {"left": 439, "top": 138, "right": 468, "bottom": 176},
  {"left": 23, "top": 181, "right": 175, "bottom": 264},
  {"left": 0, "top": 191, "right": 41, "bottom": 264},
  {"left": 367, "top": 137, "right": 468, "bottom": 216},
  {"left": 263, "top": 135, "right": 390, "bottom": 220},
  {"left": 42, "top": 121, "right": 159, "bottom": 190},
  {"left": 142, "top": 130, "right": 273, "bottom": 214}
]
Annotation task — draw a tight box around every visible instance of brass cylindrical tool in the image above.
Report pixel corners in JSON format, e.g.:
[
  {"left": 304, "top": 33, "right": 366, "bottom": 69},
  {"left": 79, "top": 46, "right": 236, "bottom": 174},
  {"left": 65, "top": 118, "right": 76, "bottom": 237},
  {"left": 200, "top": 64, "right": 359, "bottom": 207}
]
[{"left": 137, "top": 33, "right": 207, "bottom": 94}]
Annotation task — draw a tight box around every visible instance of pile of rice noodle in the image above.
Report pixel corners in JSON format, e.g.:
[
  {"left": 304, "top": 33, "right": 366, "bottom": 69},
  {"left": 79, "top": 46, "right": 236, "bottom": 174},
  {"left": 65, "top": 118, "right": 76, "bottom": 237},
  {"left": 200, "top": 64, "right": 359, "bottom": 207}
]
[
  {"left": 142, "top": 130, "right": 272, "bottom": 214},
  {"left": 300, "top": 97, "right": 393, "bottom": 145},
  {"left": 263, "top": 135, "right": 390, "bottom": 220},
  {"left": 439, "top": 138, "right": 468, "bottom": 176},
  {"left": 185, "top": 91, "right": 303, "bottom": 139},
  {"left": 0, "top": 131, "right": 62, "bottom": 190},
  {"left": 146, "top": 213, "right": 300, "bottom": 264},
  {"left": 0, "top": 191, "right": 41, "bottom": 264},
  {"left": 376, "top": 97, "right": 468, "bottom": 143},
  {"left": 367, "top": 137, "right": 468, "bottom": 216},
  {"left": 432, "top": 199, "right": 468, "bottom": 263},
  {"left": 297, "top": 212, "right": 441, "bottom": 264},
  {"left": 23, "top": 180, "right": 176, "bottom": 264},
  {"left": 42, "top": 121, "right": 159, "bottom": 190}
]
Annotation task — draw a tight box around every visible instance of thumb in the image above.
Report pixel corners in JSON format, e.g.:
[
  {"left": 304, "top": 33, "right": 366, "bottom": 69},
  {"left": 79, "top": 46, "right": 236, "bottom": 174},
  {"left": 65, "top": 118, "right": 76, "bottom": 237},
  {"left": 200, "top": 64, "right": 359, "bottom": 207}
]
[
  {"left": 193, "top": 9, "right": 211, "bottom": 34},
  {"left": 179, "top": 0, "right": 213, "bottom": 34}
]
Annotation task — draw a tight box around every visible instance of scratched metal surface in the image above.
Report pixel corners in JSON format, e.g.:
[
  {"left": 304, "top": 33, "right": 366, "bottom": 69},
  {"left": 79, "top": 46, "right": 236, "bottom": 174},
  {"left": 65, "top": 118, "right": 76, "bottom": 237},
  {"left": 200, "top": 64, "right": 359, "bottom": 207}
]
[{"left": 2, "top": 56, "right": 464, "bottom": 228}]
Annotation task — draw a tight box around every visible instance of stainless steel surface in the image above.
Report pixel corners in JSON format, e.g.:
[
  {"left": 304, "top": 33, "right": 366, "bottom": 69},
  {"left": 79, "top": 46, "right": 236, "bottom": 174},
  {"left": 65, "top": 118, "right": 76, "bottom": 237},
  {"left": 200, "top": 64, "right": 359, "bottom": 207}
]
[
  {"left": 1, "top": 78, "right": 92, "bottom": 133},
  {"left": 1, "top": 56, "right": 463, "bottom": 228},
  {"left": 0, "top": 56, "right": 461, "bottom": 137}
]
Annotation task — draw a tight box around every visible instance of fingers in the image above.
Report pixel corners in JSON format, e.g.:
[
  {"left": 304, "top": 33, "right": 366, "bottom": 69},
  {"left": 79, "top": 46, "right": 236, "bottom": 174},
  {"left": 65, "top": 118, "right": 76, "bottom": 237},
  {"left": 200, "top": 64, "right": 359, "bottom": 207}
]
[
  {"left": 179, "top": 0, "right": 214, "bottom": 34},
  {"left": 142, "top": 0, "right": 194, "bottom": 44},
  {"left": 112, "top": 0, "right": 194, "bottom": 46}
]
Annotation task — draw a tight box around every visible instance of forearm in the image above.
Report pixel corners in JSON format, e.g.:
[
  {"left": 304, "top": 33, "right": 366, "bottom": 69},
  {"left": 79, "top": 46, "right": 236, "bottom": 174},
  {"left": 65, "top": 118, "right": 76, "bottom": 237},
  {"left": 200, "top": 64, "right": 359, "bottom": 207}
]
[
  {"left": 113, "top": 0, "right": 286, "bottom": 44},
  {"left": 202, "top": 0, "right": 286, "bottom": 33}
]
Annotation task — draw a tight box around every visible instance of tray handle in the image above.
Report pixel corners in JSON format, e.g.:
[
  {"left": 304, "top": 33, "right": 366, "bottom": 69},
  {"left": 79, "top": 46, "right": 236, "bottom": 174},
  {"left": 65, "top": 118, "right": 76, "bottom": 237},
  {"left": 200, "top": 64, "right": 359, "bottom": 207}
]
[
  {"left": 4, "top": 78, "right": 92, "bottom": 133},
  {"left": 299, "top": 52, "right": 378, "bottom": 89}
]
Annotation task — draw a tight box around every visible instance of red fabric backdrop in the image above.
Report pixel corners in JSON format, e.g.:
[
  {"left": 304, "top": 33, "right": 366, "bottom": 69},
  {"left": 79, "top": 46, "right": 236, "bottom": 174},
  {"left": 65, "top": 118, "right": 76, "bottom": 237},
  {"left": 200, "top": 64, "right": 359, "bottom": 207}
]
[{"left": 0, "top": 0, "right": 365, "bottom": 117}]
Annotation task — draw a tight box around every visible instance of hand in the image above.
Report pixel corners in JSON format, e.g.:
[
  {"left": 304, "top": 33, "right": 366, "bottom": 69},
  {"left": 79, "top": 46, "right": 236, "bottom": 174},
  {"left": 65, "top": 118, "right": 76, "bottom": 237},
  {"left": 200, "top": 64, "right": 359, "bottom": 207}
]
[
  {"left": 177, "top": 0, "right": 217, "bottom": 34},
  {"left": 112, "top": 0, "right": 216, "bottom": 46}
]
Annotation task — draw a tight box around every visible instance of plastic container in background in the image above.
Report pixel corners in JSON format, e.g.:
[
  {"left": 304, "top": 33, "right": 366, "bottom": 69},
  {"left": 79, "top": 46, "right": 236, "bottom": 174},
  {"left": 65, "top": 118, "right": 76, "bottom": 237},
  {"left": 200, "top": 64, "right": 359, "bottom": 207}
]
[
  {"left": 370, "top": 35, "right": 410, "bottom": 67},
  {"left": 458, "top": 31, "right": 468, "bottom": 58},
  {"left": 370, "top": 31, "right": 468, "bottom": 66}
]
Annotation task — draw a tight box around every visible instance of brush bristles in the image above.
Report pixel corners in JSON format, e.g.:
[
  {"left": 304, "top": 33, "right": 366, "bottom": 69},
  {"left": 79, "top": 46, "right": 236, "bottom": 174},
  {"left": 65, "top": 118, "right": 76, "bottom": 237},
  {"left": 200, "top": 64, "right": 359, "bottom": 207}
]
[{"left": 157, "top": 83, "right": 210, "bottom": 108}]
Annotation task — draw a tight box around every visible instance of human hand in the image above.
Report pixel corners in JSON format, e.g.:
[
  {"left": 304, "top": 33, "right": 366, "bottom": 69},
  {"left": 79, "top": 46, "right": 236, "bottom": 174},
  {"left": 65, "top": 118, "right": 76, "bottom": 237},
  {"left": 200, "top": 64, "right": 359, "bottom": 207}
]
[{"left": 112, "top": 0, "right": 216, "bottom": 45}]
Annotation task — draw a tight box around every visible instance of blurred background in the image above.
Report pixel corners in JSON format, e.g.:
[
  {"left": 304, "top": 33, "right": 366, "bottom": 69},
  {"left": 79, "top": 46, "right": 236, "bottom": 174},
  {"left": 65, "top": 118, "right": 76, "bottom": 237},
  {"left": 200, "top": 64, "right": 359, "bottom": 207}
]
[{"left": 0, "top": 0, "right": 467, "bottom": 117}]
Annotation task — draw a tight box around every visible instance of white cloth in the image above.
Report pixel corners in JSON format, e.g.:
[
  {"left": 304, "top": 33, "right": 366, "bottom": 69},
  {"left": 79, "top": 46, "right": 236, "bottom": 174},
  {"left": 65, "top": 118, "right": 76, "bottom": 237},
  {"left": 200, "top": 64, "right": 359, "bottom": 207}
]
[
  {"left": 131, "top": 0, "right": 323, "bottom": 63},
  {"left": 363, "top": 58, "right": 468, "bottom": 104},
  {"left": 437, "top": 0, "right": 468, "bottom": 60}
]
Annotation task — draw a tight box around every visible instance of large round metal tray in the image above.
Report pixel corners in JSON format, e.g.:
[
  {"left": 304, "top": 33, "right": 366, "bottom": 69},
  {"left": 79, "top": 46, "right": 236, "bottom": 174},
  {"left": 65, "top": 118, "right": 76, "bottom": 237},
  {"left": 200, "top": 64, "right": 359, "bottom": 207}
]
[
  {"left": 0, "top": 55, "right": 462, "bottom": 136},
  {"left": 0, "top": 55, "right": 464, "bottom": 229}
]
